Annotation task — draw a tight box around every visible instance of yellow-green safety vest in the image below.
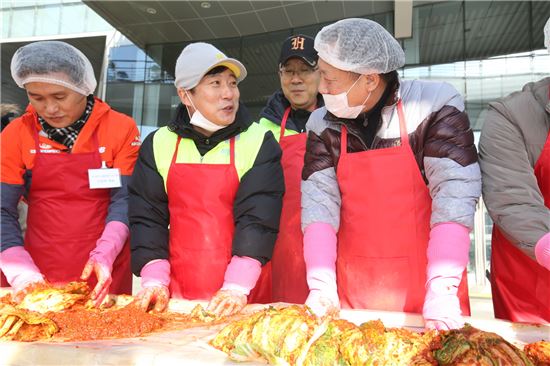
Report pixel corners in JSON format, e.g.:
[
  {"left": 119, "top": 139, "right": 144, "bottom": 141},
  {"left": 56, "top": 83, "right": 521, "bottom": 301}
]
[{"left": 153, "top": 122, "right": 272, "bottom": 191}]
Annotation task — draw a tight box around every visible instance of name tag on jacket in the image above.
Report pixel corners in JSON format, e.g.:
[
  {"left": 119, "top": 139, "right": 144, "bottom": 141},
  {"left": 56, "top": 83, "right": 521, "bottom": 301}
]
[{"left": 88, "top": 162, "right": 121, "bottom": 189}]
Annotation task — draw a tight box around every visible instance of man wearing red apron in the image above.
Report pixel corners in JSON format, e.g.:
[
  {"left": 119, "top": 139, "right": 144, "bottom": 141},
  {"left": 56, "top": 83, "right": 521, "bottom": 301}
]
[
  {"left": 301, "top": 19, "right": 481, "bottom": 330},
  {"left": 129, "top": 43, "right": 284, "bottom": 316},
  {"left": 1, "top": 41, "right": 140, "bottom": 307},
  {"left": 479, "top": 23, "right": 550, "bottom": 323},
  {"left": 259, "top": 34, "right": 324, "bottom": 304}
]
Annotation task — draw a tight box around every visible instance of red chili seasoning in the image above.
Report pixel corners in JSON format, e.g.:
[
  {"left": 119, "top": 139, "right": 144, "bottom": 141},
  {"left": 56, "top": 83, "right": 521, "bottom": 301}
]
[{"left": 47, "top": 303, "right": 165, "bottom": 341}]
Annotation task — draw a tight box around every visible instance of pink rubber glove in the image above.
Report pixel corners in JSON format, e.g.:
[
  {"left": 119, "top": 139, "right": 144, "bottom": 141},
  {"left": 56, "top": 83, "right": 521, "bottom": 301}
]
[
  {"left": 535, "top": 232, "right": 550, "bottom": 271},
  {"left": 137, "top": 259, "right": 170, "bottom": 312},
  {"left": 220, "top": 255, "right": 262, "bottom": 295},
  {"left": 0, "top": 246, "right": 45, "bottom": 301},
  {"left": 80, "top": 221, "right": 128, "bottom": 307},
  {"left": 423, "top": 222, "right": 470, "bottom": 331},
  {"left": 303, "top": 222, "right": 340, "bottom": 317},
  {"left": 207, "top": 256, "right": 261, "bottom": 317}
]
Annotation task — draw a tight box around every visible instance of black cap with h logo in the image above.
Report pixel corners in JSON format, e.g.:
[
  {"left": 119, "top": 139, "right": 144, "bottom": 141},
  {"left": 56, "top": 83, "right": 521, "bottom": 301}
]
[{"left": 278, "top": 34, "right": 318, "bottom": 68}]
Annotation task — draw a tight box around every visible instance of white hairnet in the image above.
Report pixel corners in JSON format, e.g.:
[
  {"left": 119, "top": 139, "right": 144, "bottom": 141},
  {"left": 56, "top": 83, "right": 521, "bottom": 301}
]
[
  {"left": 314, "top": 18, "right": 405, "bottom": 75},
  {"left": 11, "top": 41, "right": 97, "bottom": 95},
  {"left": 545, "top": 17, "right": 550, "bottom": 53}
]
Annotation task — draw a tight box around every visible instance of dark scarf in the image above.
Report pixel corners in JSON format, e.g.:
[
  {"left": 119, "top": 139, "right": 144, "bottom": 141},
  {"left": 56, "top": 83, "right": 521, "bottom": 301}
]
[{"left": 38, "top": 95, "right": 94, "bottom": 150}]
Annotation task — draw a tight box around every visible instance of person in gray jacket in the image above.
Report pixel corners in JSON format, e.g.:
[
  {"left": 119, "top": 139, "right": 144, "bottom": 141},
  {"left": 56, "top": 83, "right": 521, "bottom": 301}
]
[{"left": 478, "top": 18, "right": 550, "bottom": 324}]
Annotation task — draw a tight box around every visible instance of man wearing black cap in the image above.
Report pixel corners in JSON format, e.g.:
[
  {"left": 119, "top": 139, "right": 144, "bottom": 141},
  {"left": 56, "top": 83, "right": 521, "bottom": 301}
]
[
  {"left": 259, "top": 34, "right": 323, "bottom": 304},
  {"left": 260, "top": 34, "right": 322, "bottom": 133}
]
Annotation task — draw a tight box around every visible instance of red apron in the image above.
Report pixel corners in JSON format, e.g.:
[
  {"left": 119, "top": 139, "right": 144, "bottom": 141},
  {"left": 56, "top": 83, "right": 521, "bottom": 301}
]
[
  {"left": 166, "top": 136, "right": 271, "bottom": 302},
  {"left": 336, "top": 101, "right": 470, "bottom": 314},
  {"left": 18, "top": 128, "right": 131, "bottom": 293},
  {"left": 491, "top": 90, "right": 550, "bottom": 323},
  {"left": 271, "top": 108, "right": 309, "bottom": 303}
]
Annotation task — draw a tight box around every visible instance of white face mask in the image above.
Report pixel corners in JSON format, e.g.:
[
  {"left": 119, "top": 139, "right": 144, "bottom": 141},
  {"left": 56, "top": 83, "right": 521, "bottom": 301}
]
[
  {"left": 322, "top": 75, "right": 371, "bottom": 119},
  {"left": 184, "top": 90, "right": 225, "bottom": 133}
]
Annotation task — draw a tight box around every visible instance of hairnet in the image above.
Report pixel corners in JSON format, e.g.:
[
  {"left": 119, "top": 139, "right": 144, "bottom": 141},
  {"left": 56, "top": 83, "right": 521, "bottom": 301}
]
[
  {"left": 314, "top": 18, "right": 405, "bottom": 75},
  {"left": 545, "top": 17, "right": 550, "bottom": 52},
  {"left": 11, "top": 41, "right": 97, "bottom": 95}
]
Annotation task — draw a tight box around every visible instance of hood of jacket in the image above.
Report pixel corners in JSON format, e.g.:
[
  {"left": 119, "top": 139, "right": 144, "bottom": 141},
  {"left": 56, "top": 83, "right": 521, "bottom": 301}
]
[{"left": 522, "top": 77, "right": 550, "bottom": 114}]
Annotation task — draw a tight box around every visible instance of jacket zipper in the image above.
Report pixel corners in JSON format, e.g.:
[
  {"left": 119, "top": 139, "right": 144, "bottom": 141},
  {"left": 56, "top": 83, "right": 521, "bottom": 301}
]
[{"left": 336, "top": 122, "right": 369, "bottom": 151}]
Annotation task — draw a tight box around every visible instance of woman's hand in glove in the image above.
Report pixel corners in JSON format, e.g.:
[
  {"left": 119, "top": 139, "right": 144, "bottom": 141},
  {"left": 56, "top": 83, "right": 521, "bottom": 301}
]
[
  {"left": 207, "top": 289, "right": 247, "bottom": 317},
  {"left": 136, "top": 285, "right": 170, "bottom": 312}
]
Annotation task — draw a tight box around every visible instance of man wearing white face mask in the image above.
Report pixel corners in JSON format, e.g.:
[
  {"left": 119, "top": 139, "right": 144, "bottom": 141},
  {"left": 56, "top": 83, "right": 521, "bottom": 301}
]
[
  {"left": 128, "top": 43, "right": 284, "bottom": 316},
  {"left": 322, "top": 74, "right": 372, "bottom": 119},
  {"left": 301, "top": 18, "right": 481, "bottom": 330}
]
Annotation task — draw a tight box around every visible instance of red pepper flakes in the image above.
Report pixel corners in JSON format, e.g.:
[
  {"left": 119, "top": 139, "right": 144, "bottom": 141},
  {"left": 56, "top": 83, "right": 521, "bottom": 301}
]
[{"left": 47, "top": 303, "right": 165, "bottom": 341}]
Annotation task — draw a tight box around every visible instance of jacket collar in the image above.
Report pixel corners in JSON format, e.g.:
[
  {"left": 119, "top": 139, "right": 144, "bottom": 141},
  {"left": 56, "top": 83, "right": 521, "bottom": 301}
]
[
  {"left": 27, "top": 96, "right": 110, "bottom": 133},
  {"left": 260, "top": 89, "right": 324, "bottom": 127},
  {"left": 259, "top": 89, "right": 290, "bottom": 124},
  {"left": 167, "top": 102, "right": 253, "bottom": 143}
]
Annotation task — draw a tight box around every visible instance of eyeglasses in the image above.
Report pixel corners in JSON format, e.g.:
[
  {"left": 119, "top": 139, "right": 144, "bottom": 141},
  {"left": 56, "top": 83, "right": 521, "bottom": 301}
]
[{"left": 279, "top": 67, "right": 318, "bottom": 80}]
